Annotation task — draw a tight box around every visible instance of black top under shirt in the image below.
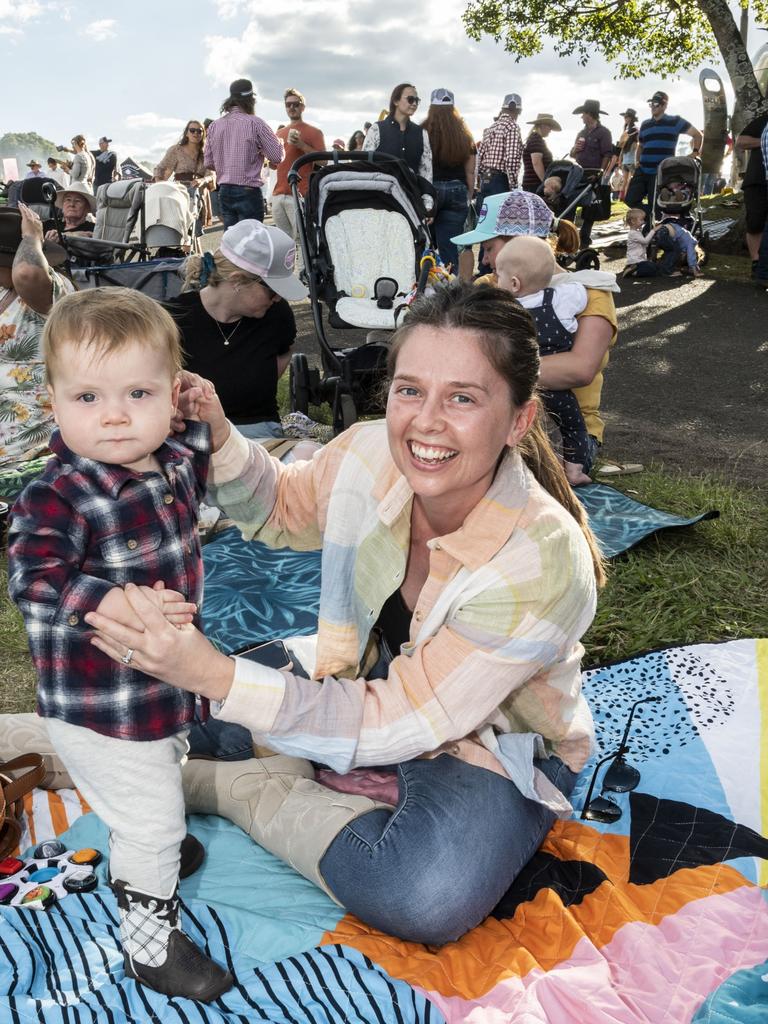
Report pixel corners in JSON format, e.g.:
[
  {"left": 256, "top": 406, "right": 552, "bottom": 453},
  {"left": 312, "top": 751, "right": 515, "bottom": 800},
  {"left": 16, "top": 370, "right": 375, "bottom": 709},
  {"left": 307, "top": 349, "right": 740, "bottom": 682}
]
[
  {"left": 741, "top": 113, "right": 768, "bottom": 188},
  {"left": 165, "top": 290, "right": 296, "bottom": 424},
  {"left": 375, "top": 588, "right": 413, "bottom": 656}
]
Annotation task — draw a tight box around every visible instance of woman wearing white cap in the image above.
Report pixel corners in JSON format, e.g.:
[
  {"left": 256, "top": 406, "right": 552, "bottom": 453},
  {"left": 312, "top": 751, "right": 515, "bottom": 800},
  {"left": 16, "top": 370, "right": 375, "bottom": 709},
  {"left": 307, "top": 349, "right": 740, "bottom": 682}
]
[
  {"left": 44, "top": 181, "right": 96, "bottom": 239},
  {"left": 166, "top": 220, "right": 308, "bottom": 442},
  {"left": 421, "top": 88, "right": 476, "bottom": 272}
]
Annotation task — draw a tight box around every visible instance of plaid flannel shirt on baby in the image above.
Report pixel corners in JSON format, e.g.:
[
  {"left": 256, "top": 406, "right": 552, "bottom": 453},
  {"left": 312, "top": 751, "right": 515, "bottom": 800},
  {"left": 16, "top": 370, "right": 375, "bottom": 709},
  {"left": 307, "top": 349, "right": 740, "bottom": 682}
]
[{"left": 7, "top": 421, "right": 210, "bottom": 741}]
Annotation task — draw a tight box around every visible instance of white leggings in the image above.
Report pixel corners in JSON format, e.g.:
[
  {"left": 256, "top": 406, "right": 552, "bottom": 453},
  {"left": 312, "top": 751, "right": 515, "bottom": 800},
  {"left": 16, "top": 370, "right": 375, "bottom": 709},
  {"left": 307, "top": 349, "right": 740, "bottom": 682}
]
[{"left": 45, "top": 719, "right": 188, "bottom": 897}]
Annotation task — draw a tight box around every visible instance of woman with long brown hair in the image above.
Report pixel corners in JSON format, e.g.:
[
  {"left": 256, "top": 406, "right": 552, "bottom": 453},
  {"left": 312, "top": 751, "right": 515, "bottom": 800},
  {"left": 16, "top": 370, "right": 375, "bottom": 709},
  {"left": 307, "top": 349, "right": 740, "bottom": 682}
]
[
  {"left": 80, "top": 281, "right": 604, "bottom": 948},
  {"left": 421, "top": 88, "right": 476, "bottom": 271},
  {"left": 154, "top": 119, "right": 216, "bottom": 233}
]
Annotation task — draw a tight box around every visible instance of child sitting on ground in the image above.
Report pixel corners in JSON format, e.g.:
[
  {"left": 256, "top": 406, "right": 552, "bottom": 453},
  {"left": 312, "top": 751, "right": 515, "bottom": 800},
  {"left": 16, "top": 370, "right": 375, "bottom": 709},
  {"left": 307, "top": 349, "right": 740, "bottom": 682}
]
[
  {"left": 624, "top": 208, "right": 702, "bottom": 278},
  {"left": 7, "top": 288, "right": 232, "bottom": 1003},
  {"left": 496, "top": 236, "right": 592, "bottom": 486}
]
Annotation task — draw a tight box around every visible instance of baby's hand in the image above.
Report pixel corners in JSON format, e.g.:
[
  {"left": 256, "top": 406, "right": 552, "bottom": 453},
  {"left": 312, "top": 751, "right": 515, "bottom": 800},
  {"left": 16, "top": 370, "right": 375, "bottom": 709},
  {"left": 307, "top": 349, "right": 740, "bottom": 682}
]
[
  {"left": 142, "top": 580, "right": 197, "bottom": 627},
  {"left": 196, "top": 389, "right": 230, "bottom": 452}
]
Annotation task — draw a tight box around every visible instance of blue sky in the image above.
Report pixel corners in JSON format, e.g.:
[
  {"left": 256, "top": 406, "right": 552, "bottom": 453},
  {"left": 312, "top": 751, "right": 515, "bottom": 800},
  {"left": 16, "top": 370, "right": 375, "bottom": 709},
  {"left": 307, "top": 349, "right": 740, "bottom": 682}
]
[{"left": 0, "top": 0, "right": 752, "bottom": 173}]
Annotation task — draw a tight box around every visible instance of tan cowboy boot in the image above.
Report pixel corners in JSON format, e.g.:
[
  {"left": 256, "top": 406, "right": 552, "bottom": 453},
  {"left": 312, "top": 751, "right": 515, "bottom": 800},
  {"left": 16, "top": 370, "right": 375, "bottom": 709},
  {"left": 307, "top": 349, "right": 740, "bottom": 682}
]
[
  {"left": 0, "top": 713, "right": 74, "bottom": 789},
  {"left": 182, "top": 756, "right": 393, "bottom": 902}
]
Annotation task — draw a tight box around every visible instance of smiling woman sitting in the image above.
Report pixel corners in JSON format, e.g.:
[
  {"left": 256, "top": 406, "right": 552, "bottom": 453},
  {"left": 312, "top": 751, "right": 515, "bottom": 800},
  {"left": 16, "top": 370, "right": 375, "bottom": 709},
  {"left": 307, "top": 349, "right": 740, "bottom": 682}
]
[{"left": 81, "top": 282, "right": 605, "bottom": 946}]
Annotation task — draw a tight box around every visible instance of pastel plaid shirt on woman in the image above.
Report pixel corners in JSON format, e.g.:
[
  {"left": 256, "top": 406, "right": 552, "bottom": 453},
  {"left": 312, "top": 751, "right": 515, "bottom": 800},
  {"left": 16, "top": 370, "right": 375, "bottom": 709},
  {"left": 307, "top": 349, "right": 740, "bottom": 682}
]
[
  {"left": 7, "top": 421, "right": 210, "bottom": 741},
  {"left": 478, "top": 113, "right": 524, "bottom": 187},
  {"left": 204, "top": 109, "right": 284, "bottom": 188},
  {"left": 207, "top": 420, "right": 597, "bottom": 809}
]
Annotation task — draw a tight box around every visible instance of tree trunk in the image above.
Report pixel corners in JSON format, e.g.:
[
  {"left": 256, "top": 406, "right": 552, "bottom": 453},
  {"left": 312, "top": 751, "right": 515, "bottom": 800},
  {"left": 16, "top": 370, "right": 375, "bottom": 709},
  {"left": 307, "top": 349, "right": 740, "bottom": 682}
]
[{"left": 698, "top": 0, "right": 763, "bottom": 135}]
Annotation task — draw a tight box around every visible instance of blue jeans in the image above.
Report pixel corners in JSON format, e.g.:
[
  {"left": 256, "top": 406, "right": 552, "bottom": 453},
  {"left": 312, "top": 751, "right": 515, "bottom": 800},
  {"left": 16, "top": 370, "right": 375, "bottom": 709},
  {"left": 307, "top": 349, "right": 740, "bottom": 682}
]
[
  {"left": 236, "top": 420, "right": 284, "bottom": 440},
  {"left": 188, "top": 716, "right": 254, "bottom": 761},
  {"left": 219, "top": 183, "right": 265, "bottom": 228},
  {"left": 655, "top": 226, "right": 683, "bottom": 274},
  {"left": 624, "top": 170, "right": 656, "bottom": 227},
  {"left": 757, "top": 219, "right": 768, "bottom": 282},
  {"left": 320, "top": 753, "right": 577, "bottom": 945},
  {"left": 433, "top": 179, "right": 469, "bottom": 272},
  {"left": 475, "top": 170, "right": 510, "bottom": 273}
]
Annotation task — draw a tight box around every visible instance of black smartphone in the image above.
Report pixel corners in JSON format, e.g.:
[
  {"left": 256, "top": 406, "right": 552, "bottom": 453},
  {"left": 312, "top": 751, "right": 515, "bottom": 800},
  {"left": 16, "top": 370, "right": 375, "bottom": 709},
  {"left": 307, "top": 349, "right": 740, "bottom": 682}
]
[{"left": 231, "top": 639, "right": 292, "bottom": 671}]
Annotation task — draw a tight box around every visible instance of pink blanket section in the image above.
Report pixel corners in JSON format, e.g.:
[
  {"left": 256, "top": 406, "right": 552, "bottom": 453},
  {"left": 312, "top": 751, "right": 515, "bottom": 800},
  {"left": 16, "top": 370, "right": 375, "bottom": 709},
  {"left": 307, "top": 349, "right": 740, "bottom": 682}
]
[
  {"left": 316, "top": 768, "right": 399, "bottom": 806},
  {"left": 419, "top": 884, "right": 768, "bottom": 1023}
]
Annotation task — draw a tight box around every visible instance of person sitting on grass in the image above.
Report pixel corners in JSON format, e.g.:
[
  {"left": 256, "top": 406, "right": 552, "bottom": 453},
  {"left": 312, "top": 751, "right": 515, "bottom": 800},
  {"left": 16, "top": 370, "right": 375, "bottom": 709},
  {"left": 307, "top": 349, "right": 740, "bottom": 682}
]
[
  {"left": 496, "top": 236, "right": 592, "bottom": 486},
  {"left": 6, "top": 288, "right": 232, "bottom": 1004}
]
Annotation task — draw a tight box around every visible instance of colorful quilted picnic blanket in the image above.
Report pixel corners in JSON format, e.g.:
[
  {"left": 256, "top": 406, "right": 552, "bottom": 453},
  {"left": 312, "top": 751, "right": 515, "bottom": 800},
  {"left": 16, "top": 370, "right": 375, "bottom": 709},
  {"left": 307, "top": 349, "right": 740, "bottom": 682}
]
[{"left": 2, "top": 639, "right": 767, "bottom": 1022}]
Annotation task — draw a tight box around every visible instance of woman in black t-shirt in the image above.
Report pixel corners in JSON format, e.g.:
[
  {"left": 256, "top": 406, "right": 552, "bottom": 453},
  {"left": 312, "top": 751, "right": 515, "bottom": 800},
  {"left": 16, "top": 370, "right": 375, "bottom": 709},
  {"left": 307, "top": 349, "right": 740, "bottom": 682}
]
[
  {"left": 166, "top": 220, "right": 306, "bottom": 439},
  {"left": 522, "top": 114, "right": 561, "bottom": 193}
]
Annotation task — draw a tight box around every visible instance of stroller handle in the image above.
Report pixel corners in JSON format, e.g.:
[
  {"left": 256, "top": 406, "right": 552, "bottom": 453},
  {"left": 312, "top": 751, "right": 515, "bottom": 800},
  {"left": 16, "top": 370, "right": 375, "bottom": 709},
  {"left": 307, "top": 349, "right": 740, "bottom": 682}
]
[{"left": 287, "top": 150, "right": 415, "bottom": 186}]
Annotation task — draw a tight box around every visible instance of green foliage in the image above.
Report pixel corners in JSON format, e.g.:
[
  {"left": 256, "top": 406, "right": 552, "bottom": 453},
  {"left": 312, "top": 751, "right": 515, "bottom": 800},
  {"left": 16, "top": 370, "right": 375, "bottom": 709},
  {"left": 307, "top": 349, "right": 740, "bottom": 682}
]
[
  {"left": 0, "top": 132, "right": 58, "bottom": 158},
  {"left": 463, "top": 0, "right": 719, "bottom": 79}
]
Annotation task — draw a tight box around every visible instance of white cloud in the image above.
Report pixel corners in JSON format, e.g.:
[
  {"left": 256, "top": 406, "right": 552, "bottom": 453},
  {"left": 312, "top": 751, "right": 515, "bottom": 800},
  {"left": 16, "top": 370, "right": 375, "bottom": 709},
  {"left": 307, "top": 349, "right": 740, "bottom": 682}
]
[
  {"left": 125, "top": 112, "right": 187, "bottom": 130},
  {"left": 82, "top": 18, "right": 117, "bottom": 42},
  {"left": 0, "top": 1, "right": 44, "bottom": 21},
  {"left": 0, "top": 25, "right": 23, "bottom": 35}
]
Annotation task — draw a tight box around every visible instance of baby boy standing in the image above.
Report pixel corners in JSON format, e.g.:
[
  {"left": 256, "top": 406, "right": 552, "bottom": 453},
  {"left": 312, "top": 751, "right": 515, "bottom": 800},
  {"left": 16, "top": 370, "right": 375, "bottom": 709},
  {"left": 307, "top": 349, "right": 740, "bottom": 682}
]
[{"left": 7, "top": 288, "right": 232, "bottom": 1002}]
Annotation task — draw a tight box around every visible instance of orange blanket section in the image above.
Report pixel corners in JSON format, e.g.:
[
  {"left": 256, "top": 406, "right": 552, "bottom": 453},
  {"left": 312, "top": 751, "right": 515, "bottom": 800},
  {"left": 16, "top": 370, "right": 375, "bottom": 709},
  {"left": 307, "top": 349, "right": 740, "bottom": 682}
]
[
  {"left": 10, "top": 789, "right": 92, "bottom": 857},
  {"left": 320, "top": 818, "right": 755, "bottom": 1000}
]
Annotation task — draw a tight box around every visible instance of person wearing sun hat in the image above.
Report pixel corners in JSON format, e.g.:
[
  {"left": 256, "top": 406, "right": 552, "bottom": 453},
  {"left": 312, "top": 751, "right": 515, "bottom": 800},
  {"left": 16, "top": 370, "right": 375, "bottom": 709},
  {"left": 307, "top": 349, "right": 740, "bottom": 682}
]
[
  {"left": 49, "top": 180, "right": 97, "bottom": 236},
  {"left": 451, "top": 189, "right": 619, "bottom": 475},
  {"left": 522, "top": 113, "right": 561, "bottom": 193},
  {"left": 569, "top": 99, "right": 613, "bottom": 247},
  {"left": 24, "top": 159, "right": 44, "bottom": 179},
  {"left": 165, "top": 219, "right": 307, "bottom": 444}
]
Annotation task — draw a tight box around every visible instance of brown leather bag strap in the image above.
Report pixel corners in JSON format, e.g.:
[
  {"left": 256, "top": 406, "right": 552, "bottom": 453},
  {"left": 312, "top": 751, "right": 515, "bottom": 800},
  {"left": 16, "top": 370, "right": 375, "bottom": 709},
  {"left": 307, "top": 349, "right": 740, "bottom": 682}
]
[{"left": 0, "top": 754, "right": 46, "bottom": 806}]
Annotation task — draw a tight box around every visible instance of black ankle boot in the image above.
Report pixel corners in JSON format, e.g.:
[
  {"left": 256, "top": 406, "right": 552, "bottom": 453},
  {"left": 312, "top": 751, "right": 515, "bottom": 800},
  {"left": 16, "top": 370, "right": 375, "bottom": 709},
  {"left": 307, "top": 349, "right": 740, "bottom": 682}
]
[
  {"left": 124, "top": 928, "right": 234, "bottom": 1002},
  {"left": 113, "top": 880, "right": 233, "bottom": 1002}
]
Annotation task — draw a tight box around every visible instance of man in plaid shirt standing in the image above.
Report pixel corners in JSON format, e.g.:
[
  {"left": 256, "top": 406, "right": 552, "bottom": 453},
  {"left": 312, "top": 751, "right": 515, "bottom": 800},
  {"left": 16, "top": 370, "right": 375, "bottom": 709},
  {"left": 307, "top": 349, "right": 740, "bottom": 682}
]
[
  {"left": 205, "top": 78, "right": 284, "bottom": 228},
  {"left": 476, "top": 93, "right": 524, "bottom": 272}
]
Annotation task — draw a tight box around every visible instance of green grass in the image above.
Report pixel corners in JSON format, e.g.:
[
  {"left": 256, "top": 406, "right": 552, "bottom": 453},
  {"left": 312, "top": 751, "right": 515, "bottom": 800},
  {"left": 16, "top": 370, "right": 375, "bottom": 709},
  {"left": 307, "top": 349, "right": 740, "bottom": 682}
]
[
  {"left": 1, "top": 465, "right": 766, "bottom": 712},
  {"left": 582, "top": 466, "right": 768, "bottom": 664}
]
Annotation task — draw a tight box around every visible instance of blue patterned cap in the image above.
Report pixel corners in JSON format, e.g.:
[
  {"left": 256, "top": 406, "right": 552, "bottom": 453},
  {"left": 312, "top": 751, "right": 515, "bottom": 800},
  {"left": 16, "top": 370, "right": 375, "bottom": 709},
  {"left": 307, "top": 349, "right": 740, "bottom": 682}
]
[{"left": 450, "top": 190, "right": 553, "bottom": 245}]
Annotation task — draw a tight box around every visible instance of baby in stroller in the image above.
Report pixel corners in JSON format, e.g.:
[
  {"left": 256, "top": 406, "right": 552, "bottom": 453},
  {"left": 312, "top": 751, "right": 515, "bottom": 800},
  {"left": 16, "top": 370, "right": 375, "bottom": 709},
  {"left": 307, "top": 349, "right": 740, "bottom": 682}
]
[{"left": 496, "top": 236, "right": 592, "bottom": 486}]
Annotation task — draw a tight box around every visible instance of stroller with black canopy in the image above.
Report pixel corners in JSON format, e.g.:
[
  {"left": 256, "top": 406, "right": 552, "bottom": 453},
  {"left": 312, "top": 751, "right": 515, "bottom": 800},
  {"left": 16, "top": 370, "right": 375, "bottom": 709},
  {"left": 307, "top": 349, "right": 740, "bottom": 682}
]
[
  {"left": 538, "top": 160, "right": 613, "bottom": 270},
  {"left": 654, "top": 156, "right": 705, "bottom": 242},
  {"left": 287, "top": 150, "right": 433, "bottom": 432}
]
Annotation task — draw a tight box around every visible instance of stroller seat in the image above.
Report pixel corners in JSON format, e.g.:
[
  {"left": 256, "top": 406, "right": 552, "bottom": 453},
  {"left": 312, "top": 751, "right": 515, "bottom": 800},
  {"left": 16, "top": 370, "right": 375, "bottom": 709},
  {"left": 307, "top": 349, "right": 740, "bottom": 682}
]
[
  {"left": 63, "top": 179, "right": 147, "bottom": 264},
  {"left": 327, "top": 208, "right": 415, "bottom": 329}
]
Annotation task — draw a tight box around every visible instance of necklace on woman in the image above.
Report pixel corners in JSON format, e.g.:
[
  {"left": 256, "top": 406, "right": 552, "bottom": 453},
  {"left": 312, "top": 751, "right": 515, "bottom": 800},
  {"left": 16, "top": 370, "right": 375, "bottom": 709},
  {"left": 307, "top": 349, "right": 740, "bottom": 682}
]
[{"left": 214, "top": 317, "right": 242, "bottom": 346}]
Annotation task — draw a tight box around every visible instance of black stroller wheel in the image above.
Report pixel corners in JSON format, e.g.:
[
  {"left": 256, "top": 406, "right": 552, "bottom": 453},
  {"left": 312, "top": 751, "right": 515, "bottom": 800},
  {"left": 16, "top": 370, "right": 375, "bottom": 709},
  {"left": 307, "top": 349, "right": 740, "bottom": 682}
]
[
  {"left": 575, "top": 249, "right": 600, "bottom": 271},
  {"left": 289, "top": 353, "right": 310, "bottom": 415}
]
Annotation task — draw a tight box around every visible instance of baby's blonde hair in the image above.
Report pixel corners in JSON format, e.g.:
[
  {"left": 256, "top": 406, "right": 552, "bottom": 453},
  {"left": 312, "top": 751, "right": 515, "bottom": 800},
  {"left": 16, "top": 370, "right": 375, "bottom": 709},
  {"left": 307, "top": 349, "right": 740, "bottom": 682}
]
[
  {"left": 626, "top": 207, "right": 646, "bottom": 226},
  {"left": 43, "top": 287, "right": 182, "bottom": 384},
  {"left": 497, "top": 236, "right": 556, "bottom": 297}
]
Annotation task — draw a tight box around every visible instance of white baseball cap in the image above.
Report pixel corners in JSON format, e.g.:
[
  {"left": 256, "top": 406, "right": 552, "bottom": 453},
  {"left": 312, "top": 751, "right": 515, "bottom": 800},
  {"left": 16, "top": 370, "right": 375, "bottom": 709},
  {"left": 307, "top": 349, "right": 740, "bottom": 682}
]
[
  {"left": 503, "top": 93, "right": 522, "bottom": 109},
  {"left": 219, "top": 220, "right": 307, "bottom": 301},
  {"left": 430, "top": 88, "right": 454, "bottom": 106}
]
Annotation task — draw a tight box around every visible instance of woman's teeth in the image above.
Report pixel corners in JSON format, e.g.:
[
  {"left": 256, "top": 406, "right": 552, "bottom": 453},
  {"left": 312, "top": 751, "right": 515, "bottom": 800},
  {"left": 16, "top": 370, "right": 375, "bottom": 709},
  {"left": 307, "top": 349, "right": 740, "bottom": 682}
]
[{"left": 409, "top": 442, "right": 458, "bottom": 464}]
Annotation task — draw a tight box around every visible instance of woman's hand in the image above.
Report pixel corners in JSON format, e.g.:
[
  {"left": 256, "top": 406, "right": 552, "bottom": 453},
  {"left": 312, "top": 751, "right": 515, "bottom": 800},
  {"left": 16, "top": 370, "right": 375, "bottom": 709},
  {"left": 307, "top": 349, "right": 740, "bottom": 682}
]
[
  {"left": 85, "top": 583, "right": 235, "bottom": 699},
  {"left": 44, "top": 228, "right": 60, "bottom": 242}
]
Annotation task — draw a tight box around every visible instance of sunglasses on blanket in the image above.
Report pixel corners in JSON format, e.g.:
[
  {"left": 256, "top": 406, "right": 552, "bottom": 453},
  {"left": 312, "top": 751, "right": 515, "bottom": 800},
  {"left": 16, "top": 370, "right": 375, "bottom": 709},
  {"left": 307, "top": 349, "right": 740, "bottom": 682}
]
[{"left": 580, "top": 696, "right": 661, "bottom": 823}]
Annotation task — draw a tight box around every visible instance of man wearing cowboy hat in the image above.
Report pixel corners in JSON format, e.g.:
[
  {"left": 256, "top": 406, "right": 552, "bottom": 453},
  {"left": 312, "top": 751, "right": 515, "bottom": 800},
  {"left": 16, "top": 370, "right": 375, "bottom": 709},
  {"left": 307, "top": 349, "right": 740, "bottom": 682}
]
[
  {"left": 625, "top": 90, "right": 702, "bottom": 225},
  {"left": 570, "top": 100, "right": 613, "bottom": 247},
  {"left": 522, "top": 113, "right": 561, "bottom": 193},
  {"left": 24, "top": 160, "right": 44, "bottom": 179}
]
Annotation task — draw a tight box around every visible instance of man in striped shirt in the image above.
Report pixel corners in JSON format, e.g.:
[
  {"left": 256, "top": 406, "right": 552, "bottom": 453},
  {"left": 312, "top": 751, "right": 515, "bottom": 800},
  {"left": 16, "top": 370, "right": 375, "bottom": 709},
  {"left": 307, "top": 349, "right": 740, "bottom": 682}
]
[
  {"left": 625, "top": 90, "right": 702, "bottom": 226},
  {"left": 204, "top": 78, "right": 284, "bottom": 228}
]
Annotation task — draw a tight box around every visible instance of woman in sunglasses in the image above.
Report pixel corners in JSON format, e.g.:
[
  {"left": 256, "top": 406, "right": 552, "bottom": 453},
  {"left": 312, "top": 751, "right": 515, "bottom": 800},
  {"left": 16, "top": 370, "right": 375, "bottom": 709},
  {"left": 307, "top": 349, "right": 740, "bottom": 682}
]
[
  {"left": 363, "top": 83, "right": 433, "bottom": 184},
  {"left": 154, "top": 120, "right": 216, "bottom": 232}
]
